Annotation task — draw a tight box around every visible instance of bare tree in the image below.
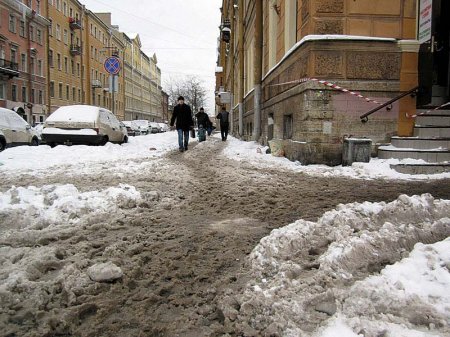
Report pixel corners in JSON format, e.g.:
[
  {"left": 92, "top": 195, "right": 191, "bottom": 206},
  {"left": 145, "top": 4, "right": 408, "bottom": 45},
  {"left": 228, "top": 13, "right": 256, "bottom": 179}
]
[{"left": 164, "top": 75, "right": 207, "bottom": 114}]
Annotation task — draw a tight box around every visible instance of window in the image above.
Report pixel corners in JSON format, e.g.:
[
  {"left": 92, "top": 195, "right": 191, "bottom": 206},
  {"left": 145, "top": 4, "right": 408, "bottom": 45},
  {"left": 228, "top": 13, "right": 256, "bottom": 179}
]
[
  {"left": 12, "top": 85, "right": 17, "bottom": 101},
  {"left": 56, "top": 24, "right": 61, "bottom": 40},
  {"left": 48, "top": 19, "right": 53, "bottom": 36},
  {"left": 72, "top": 87, "right": 75, "bottom": 100},
  {"left": 66, "top": 85, "right": 69, "bottom": 100},
  {"left": 37, "top": 29, "right": 42, "bottom": 44},
  {"left": 0, "top": 84, "right": 6, "bottom": 100},
  {"left": 38, "top": 90, "right": 43, "bottom": 104},
  {"left": 10, "top": 48, "right": 17, "bottom": 64},
  {"left": 77, "top": 63, "right": 80, "bottom": 76},
  {"left": 36, "top": 0, "right": 41, "bottom": 14},
  {"left": 78, "top": 89, "right": 81, "bottom": 102},
  {"left": 63, "top": 29, "right": 68, "bottom": 44},
  {"left": 38, "top": 60, "right": 42, "bottom": 76},
  {"left": 71, "top": 60, "right": 74, "bottom": 75},
  {"left": 22, "top": 86, "right": 27, "bottom": 102},
  {"left": 58, "top": 83, "right": 62, "bottom": 99},
  {"left": 64, "top": 56, "right": 68, "bottom": 73},
  {"left": 69, "top": 7, "right": 73, "bottom": 17},
  {"left": 57, "top": 53, "right": 61, "bottom": 70},
  {"left": 19, "top": 20, "right": 25, "bottom": 37},
  {"left": 63, "top": 2, "right": 67, "bottom": 16},
  {"left": 21, "top": 54, "right": 27, "bottom": 72},
  {"left": 50, "top": 81, "right": 55, "bottom": 97},
  {"left": 48, "top": 50, "right": 54, "bottom": 67},
  {"left": 30, "top": 56, "right": 35, "bottom": 74},
  {"left": 56, "top": 0, "right": 61, "bottom": 11},
  {"left": 31, "top": 89, "right": 35, "bottom": 103},
  {"left": 29, "top": 26, "right": 34, "bottom": 41},
  {"left": 9, "top": 15, "right": 16, "bottom": 33},
  {"left": 283, "top": 114, "right": 293, "bottom": 139}
]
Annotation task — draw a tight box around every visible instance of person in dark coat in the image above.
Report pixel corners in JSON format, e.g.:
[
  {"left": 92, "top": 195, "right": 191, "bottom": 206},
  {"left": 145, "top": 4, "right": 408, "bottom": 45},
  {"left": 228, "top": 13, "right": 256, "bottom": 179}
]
[
  {"left": 216, "top": 106, "right": 230, "bottom": 141},
  {"left": 170, "top": 96, "right": 194, "bottom": 152},
  {"left": 195, "top": 107, "right": 213, "bottom": 136}
]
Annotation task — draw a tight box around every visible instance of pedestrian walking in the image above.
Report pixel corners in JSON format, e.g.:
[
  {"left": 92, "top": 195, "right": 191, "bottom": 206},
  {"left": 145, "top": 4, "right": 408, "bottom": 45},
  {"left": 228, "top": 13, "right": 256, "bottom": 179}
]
[
  {"left": 170, "top": 96, "right": 194, "bottom": 152},
  {"left": 216, "top": 106, "right": 230, "bottom": 141},
  {"left": 195, "top": 107, "right": 213, "bottom": 136}
]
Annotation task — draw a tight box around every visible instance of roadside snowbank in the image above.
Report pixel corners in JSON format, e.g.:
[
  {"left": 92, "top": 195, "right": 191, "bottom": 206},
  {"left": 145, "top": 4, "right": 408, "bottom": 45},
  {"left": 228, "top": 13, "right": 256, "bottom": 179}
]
[{"left": 220, "top": 194, "right": 450, "bottom": 336}]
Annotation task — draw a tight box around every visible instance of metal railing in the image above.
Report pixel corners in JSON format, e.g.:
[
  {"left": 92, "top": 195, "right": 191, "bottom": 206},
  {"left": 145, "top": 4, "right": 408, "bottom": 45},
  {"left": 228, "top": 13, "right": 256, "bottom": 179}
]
[
  {"left": 0, "top": 58, "right": 19, "bottom": 72},
  {"left": 360, "top": 86, "right": 419, "bottom": 123}
]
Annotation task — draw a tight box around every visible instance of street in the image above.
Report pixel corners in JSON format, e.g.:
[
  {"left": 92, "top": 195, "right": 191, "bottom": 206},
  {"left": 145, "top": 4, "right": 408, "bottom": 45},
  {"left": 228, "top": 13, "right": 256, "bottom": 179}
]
[{"left": 1, "top": 133, "right": 450, "bottom": 336}]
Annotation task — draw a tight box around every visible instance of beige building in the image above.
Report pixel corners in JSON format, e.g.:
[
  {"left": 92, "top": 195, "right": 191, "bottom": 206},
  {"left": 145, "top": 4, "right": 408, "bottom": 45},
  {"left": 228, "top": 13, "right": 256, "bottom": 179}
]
[
  {"left": 123, "top": 33, "right": 162, "bottom": 121},
  {"left": 216, "top": 0, "right": 449, "bottom": 166}
]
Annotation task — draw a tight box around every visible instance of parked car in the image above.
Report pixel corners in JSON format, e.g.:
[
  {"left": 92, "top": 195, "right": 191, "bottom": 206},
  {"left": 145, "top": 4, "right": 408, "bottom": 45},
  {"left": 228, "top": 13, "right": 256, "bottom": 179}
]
[
  {"left": 149, "top": 122, "right": 161, "bottom": 133},
  {"left": 158, "top": 123, "right": 170, "bottom": 132},
  {"left": 42, "top": 105, "right": 128, "bottom": 146},
  {"left": 0, "top": 107, "right": 39, "bottom": 152},
  {"left": 131, "top": 120, "right": 150, "bottom": 135},
  {"left": 122, "top": 121, "right": 138, "bottom": 136}
]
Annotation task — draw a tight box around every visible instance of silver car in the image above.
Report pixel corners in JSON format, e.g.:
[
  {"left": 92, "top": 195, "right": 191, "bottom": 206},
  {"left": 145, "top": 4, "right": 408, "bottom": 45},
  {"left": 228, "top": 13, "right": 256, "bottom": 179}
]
[{"left": 0, "top": 107, "right": 39, "bottom": 152}]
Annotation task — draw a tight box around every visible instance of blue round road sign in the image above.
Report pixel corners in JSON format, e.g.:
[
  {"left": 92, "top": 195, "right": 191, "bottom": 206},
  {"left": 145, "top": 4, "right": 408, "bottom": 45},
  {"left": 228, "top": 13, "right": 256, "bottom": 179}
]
[{"left": 104, "top": 56, "right": 121, "bottom": 75}]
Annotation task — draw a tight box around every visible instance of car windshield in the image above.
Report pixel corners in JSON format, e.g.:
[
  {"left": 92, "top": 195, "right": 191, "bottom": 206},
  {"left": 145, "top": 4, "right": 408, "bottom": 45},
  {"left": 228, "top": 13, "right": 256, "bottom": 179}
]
[{"left": 133, "top": 120, "right": 148, "bottom": 126}]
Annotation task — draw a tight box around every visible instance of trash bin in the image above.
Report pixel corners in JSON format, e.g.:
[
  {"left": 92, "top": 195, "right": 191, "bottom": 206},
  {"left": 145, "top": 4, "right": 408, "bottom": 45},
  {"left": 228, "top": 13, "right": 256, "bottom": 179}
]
[{"left": 342, "top": 138, "right": 372, "bottom": 166}]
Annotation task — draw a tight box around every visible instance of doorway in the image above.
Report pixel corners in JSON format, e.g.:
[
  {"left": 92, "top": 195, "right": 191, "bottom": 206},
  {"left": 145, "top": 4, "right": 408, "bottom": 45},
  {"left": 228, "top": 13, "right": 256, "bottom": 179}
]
[{"left": 418, "top": 0, "right": 450, "bottom": 106}]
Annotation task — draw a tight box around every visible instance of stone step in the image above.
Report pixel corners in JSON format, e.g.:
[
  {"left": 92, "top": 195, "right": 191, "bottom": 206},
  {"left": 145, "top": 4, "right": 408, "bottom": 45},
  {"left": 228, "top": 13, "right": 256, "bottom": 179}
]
[
  {"left": 415, "top": 114, "right": 450, "bottom": 126},
  {"left": 416, "top": 108, "right": 450, "bottom": 116},
  {"left": 390, "top": 163, "right": 450, "bottom": 175},
  {"left": 413, "top": 126, "right": 450, "bottom": 137},
  {"left": 391, "top": 136, "right": 450, "bottom": 150},
  {"left": 378, "top": 146, "right": 450, "bottom": 162}
]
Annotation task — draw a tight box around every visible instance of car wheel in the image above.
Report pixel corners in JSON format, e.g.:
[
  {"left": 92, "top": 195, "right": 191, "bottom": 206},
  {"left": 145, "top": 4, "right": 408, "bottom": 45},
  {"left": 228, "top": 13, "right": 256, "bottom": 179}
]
[
  {"left": 0, "top": 139, "right": 6, "bottom": 152},
  {"left": 101, "top": 136, "right": 109, "bottom": 146},
  {"left": 122, "top": 136, "right": 128, "bottom": 144},
  {"left": 30, "top": 137, "right": 39, "bottom": 146},
  {"left": 48, "top": 142, "right": 57, "bottom": 148}
]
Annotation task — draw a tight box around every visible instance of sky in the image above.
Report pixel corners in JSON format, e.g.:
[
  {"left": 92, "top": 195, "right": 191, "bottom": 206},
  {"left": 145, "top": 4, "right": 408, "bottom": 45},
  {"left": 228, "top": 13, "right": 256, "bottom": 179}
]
[{"left": 80, "top": 0, "right": 223, "bottom": 114}]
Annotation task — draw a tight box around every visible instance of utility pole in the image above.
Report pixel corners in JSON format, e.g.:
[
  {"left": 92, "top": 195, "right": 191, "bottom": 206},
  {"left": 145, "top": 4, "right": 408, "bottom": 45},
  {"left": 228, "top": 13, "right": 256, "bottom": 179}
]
[
  {"left": 238, "top": 0, "right": 244, "bottom": 137},
  {"left": 253, "top": 0, "right": 263, "bottom": 141}
]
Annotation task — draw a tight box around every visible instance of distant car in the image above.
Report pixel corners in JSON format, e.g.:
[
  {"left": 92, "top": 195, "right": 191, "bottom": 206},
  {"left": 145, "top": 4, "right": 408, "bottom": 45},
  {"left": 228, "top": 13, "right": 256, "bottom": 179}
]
[
  {"left": 158, "top": 123, "right": 170, "bottom": 132},
  {"left": 42, "top": 105, "right": 128, "bottom": 146},
  {"left": 149, "top": 122, "right": 161, "bottom": 133},
  {"left": 122, "top": 121, "right": 138, "bottom": 136},
  {"left": 0, "top": 107, "right": 39, "bottom": 152},
  {"left": 131, "top": 120, "right": 150, "bottom": 135}
]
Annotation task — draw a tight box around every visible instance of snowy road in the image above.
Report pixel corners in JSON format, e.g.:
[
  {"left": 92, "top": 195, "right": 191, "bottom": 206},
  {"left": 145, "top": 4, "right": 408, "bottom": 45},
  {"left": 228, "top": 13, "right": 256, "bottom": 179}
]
[{"left": 1, "top": 132, "right": 449, "bottom": 336}]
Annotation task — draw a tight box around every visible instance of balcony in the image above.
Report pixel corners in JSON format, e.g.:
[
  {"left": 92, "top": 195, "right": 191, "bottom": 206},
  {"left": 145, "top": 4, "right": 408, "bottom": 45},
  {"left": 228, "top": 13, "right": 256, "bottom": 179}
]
[
  {"left": 70, "top": 44, "right": 82, "bottom": 56},
  {"left": 0, "top": 58, "right": 19, "bottom": 78},
  {"left": 91, "top": 79, "right": 102, "bottom": 88},
  {"left": 69, "top": 17, "right": 82, "bottom": 30}
]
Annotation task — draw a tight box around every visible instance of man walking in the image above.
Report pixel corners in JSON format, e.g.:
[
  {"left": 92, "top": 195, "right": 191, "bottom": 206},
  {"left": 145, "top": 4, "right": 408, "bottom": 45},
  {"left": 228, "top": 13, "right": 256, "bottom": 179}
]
[
  {"left": 195, "top": 107, "right": 213, "bottom": 136},
  {"left": 170, "top": 96, "right": 194, "bottom": 152},
  {"left": 216, "top": 106, "right": 230, "bottom": 141}
]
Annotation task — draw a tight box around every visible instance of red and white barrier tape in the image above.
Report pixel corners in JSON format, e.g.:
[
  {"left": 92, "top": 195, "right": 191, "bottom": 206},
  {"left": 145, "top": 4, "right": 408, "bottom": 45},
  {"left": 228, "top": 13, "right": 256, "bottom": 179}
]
[
  {"left": 268, "top": 77, "right": 383, "bottom": 105},
  {"left": 406, "top": 101, "right": 450, "bottom": 118}
]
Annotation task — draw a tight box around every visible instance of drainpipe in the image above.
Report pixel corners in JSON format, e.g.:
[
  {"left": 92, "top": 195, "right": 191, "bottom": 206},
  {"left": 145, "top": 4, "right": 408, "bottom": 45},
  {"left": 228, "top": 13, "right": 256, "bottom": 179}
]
[
  {"left": 80, "top": 5, "right": 85, "bottom": 103},
  {"left": 230, "top": 4, "right": 236, "bottom": 135},
  {"left": 46, "top": 0, "right": 50, "bottom": 115},
  {"left": 27, "top": 8, "right": 36, "bottom": 122},
  {"left": 238, "top": 0, "right": 244, "bottom": 137},
  {"left": 253, "top": 0, "right": 263, "bottom": 141}
]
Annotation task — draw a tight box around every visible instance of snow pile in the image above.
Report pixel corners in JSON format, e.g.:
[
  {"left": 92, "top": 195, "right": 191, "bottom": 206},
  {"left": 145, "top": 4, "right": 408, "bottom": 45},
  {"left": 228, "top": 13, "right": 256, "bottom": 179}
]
[
  {"left": 0, "top": 184, "right": 141, "bottom": 236},
  {"left": 222, "top": 137, "right": 450, "bottom": 180},
  {"left": 220, "top": 194, "right": 450, "bottom": 336}
]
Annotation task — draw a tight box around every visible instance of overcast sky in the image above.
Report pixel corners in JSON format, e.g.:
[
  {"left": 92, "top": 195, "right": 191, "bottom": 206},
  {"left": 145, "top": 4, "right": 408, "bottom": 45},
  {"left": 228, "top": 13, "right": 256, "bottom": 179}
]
[{"left": 81, "top": 0, "right": 222, "bottom": 113}]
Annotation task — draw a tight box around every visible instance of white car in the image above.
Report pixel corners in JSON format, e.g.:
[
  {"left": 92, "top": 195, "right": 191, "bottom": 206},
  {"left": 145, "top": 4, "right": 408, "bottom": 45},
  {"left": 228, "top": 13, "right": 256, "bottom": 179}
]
[
  {"left": 0, "top": 107, "right": 39, "bottom": 152},
  {"left": 131, "top": 120, "right": 150, "bottom": 135},
  {"left": 149, "top": 122, "right": 161, "bottom": 133},
  {"left": 42, "top": 105, "right": 128, "bottom": 146},
  {"left": 157, "top": 123, "right": 170, "bottom": 132}
]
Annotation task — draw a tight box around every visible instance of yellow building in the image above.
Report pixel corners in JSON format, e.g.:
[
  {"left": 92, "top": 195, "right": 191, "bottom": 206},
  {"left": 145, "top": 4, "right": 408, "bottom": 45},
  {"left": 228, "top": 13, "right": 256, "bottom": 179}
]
[{"left": 47, "top": 0, "right": 84, "bottom": 113}]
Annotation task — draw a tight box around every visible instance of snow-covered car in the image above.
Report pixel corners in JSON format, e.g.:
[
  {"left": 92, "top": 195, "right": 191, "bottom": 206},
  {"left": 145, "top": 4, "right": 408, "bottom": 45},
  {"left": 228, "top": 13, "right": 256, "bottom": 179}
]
[
  {"left": 158, "top": 123, "right": 170, "bottom": 132},
  {"left": 122, "top": 121, "right": 139, "bottom": 136},
  {"left": 32, "top": 122, "right": 45, "bottom": 142},
  {"left": 0, "top": 107, "right": 39, "bottom": 152},
  {"left": 131, "top": 120, "right": 150, "bottom": 135},
  {"left": 42, "top": 105, "right": 128, "bottom": 146},
  {"left": 149, "top": 122, "right": 161, "bottom": 133}
]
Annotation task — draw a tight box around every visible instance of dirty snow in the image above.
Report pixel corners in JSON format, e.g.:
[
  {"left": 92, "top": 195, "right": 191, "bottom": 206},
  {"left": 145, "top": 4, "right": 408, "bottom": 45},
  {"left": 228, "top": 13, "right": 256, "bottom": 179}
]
[{"left": 0, "top": 132, "right": 449, "bottom": 336}]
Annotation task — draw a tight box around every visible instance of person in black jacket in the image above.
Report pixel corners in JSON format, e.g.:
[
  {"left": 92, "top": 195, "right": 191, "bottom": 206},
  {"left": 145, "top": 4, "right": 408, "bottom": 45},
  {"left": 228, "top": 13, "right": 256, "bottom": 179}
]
[
  {"left": 216, "top": 106, "right": 229, "bottom": 141},
  {"left": 170, "top": 96, "right": 194, "bottom": 152},
  {"left": 195, "top": 107, "right": 213, "bottom": 136}
]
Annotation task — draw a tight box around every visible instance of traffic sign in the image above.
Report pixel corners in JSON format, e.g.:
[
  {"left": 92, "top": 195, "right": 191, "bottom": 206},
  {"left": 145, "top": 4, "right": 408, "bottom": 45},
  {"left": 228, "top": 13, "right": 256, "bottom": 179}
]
[{"left": 104, "top": 56, "right": 121, "bottom": 75}]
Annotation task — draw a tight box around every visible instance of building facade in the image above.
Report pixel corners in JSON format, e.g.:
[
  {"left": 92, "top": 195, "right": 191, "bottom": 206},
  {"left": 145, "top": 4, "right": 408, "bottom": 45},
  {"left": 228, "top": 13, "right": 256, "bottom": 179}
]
[
  {"left": 216, "top": 0, "right": 448, "bottom": 165},
  {"left": 0, "top": 0, "right": 50, "bottom": 124}
]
